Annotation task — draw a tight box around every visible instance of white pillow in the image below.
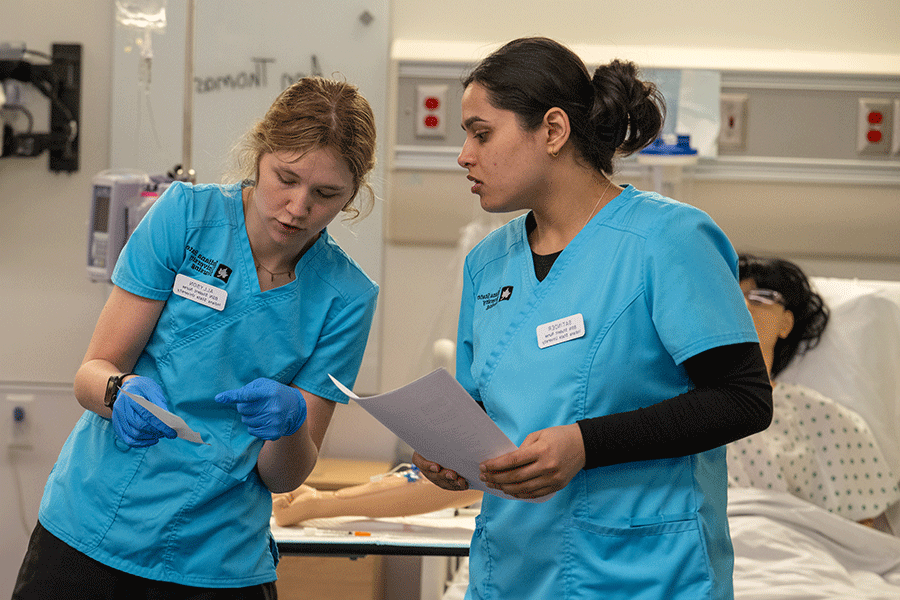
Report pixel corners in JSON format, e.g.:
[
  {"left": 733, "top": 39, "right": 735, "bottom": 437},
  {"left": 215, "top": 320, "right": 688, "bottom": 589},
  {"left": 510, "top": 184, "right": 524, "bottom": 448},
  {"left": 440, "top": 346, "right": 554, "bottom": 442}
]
[{"left": 779, "top": 277, "right": 900, "bottom": 476}]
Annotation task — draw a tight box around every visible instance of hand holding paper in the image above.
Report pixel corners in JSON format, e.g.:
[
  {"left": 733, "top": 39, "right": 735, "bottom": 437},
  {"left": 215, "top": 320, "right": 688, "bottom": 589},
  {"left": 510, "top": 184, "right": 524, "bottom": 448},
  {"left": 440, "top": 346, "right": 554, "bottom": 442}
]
[
  {"left": 329, "top": 369, "right": 553, "bottom": 503},
  {"left": 411, "top": 451, "right": 472, "bottom": 493},
  {"left": 477, "top": 423, "right": 586, "bottom": 500},
  {"left": 115, "top": 378, "right": 208, "bottom": 446},
  {"left": 112, "top": 377, "right": 177, "bottom": 447}
]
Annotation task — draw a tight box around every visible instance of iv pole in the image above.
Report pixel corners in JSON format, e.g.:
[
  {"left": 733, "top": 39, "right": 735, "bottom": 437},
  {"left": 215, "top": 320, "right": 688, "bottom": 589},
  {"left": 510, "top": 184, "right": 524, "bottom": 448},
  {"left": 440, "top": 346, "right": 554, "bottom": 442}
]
[{"left": 180, "top": 0, "right": 195, "bottom": 182}]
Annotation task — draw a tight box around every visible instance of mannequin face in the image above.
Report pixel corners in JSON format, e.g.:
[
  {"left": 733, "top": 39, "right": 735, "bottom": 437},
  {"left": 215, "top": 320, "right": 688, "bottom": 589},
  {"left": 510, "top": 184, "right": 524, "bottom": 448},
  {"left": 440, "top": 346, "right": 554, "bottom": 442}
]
[{"left": 740, "top": 278, "right": 795, "bottom": 376}]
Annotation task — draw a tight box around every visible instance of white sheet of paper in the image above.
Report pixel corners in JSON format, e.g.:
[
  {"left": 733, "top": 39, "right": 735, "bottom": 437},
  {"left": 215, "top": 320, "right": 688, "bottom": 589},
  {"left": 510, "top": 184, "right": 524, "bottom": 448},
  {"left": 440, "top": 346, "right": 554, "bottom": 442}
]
[
  {"left": 119, "top": 388, "right": 209, "bottom": 445},
  {"left": 329, "top": 368, "right": 552, "bottom": 503}
]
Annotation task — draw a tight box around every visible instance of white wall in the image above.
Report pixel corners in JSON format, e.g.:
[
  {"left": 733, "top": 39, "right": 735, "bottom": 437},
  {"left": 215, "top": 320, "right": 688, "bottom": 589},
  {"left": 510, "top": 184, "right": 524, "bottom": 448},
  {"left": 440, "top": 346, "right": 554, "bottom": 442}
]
[
  {"left": 392, "top": 0, "right": 900, "bottom": 55},
  {"left": 1, "top": 1, "right": 115, "bottom": 384},
  {"left": 1, "top": 6, "right": 115, "bottom": 594}
]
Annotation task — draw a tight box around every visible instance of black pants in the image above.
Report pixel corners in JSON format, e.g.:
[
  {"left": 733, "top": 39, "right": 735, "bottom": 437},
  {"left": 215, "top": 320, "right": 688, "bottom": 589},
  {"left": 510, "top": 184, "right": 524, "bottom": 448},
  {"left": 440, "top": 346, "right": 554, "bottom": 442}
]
[{"left": 12, "top": 521, "right": 278, "bottom": 600}]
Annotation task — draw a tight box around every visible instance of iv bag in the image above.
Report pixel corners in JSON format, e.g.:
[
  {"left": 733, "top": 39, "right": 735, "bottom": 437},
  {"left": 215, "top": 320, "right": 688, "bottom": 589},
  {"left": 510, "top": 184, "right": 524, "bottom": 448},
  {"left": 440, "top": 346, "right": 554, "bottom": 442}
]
[
  {"left": 115, "top": 0, "right": 167, "bottom": 32},
  {"left": 116, "top": 0, "right": 167, "bottom": 90}
]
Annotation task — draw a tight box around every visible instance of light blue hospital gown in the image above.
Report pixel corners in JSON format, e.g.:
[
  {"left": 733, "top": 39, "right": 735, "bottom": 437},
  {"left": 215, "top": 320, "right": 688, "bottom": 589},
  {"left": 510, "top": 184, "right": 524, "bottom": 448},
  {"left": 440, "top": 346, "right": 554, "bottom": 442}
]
[
  {"left": 456, "top": 186, "right": 757, "bottom": 600},
  {"left": 38, "top": 182, "right": 377, "bottom": 587}
]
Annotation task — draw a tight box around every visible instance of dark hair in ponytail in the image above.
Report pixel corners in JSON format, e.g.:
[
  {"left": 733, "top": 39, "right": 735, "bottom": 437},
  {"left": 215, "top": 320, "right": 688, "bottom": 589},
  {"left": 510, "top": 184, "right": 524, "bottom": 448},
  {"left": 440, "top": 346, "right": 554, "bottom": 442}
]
[{"left": 462, "top": 37, "right": 665, "bottom": 174}]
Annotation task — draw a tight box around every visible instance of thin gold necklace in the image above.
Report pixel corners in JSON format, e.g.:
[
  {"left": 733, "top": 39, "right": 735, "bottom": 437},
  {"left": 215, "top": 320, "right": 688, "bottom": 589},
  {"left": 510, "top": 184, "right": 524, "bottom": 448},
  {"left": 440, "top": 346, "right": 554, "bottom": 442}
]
[
  {"left": 246, "top": 185, "right": 295, "bottom": 282},
  {"left": 582, "top": 177, "right": 613, "bottom": 231},
  {"left": 255, "top": 262, "right": 294, "bottom": 282}
]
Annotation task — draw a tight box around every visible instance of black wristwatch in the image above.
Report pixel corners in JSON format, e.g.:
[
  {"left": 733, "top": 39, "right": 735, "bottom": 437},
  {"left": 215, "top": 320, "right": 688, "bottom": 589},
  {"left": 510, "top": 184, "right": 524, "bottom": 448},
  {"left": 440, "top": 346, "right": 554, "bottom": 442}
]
[{"left": 104, "top": 373, "right": 134, "bottom": 408}]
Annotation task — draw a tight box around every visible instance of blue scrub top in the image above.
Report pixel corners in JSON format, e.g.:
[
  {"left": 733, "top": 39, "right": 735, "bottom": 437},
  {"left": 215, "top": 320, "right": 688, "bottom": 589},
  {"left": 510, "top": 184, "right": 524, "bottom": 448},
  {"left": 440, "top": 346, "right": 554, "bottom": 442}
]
[
  {"left": 457, "top": 186, "right": 756, "bottom": 600},
  {"left": 39, "top": 182, "right": 378, "bottom": 587}
]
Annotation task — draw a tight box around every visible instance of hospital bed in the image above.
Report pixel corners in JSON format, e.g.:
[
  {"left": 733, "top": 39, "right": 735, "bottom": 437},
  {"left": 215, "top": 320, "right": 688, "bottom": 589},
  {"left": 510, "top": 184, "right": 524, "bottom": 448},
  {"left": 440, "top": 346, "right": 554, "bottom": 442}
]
[
  {"left": 274, "top": 277, "right": 900, "bottom": 600},
  {"left": 726, "top": 276, "right": 900, "bottom": 600}
]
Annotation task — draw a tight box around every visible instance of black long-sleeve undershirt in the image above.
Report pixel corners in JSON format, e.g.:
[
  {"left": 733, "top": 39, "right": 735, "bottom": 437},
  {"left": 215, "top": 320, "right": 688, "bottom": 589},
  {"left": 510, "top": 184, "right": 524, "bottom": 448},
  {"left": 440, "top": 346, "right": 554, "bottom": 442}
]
[{"left": 576, "top": 341, "right": 773, "bottom": 469}]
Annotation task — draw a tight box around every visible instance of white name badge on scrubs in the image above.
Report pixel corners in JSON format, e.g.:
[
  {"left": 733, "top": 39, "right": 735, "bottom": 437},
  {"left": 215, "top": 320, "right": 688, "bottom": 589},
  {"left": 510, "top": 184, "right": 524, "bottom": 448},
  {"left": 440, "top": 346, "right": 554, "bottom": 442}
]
[
  {"left": 173, "top": 273, "right": 227, "bottom": 311},
  {"left": 536, "top": 313, "right": 585, "bottom": 349}
]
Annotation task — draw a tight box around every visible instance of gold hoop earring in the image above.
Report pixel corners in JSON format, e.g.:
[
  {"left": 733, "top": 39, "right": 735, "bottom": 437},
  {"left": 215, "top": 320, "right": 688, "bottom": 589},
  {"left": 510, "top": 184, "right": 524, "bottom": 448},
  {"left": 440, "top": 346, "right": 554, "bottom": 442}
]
[{"left": 550, "top": 149, "right": 559, "bottom": 158}]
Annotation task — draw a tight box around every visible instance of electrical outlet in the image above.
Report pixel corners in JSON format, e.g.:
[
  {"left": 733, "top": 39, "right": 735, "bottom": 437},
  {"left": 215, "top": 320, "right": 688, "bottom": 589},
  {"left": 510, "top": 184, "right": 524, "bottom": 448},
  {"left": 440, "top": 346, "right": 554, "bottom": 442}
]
[
  {"left": 857, "top": 97, "right": 893, "bottom": 156},
  {"left": 416, "top": 84, "right": 447, "bottom": 139},
  {"left": 719, "top": 94, "right": 748, "bottom": 151},
  {"left": 6, "top": 393, "right": 34, "bottom": 450}
]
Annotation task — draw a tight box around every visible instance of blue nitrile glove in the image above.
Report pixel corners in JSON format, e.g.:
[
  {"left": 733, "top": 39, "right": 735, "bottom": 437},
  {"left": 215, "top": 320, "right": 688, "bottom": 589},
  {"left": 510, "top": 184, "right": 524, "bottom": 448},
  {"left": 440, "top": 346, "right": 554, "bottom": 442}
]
[
  {"left": 112, "top": 376, "right": 178, "bottom": 447},
  {"left": 214, "top": 378, "right": 307, "bottom": 441}
]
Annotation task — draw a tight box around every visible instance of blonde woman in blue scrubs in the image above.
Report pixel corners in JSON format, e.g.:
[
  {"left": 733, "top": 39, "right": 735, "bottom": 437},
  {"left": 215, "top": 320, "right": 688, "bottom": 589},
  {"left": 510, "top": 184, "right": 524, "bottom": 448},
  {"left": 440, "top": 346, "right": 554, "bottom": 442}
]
[
  {"left": 13, "top": 78, "right": 378, "bottom": 599},
  {"left": 413, "top": 38, "right": 773, "bottom": 600}
]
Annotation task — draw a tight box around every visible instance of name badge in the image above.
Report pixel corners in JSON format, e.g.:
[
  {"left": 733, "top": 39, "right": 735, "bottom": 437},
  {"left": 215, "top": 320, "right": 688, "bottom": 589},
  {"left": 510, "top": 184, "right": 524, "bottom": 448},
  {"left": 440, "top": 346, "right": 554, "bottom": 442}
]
[
  {"left": 173, "top": 273, "right": 227, "bottom": 311},
  {"left": 536, "top": 313, "right": 585, "bottom": 349}
]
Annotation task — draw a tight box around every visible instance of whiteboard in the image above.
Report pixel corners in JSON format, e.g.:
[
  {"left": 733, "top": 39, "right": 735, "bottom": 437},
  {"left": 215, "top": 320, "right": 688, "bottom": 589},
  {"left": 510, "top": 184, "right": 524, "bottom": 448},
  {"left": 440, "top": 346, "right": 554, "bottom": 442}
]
[{"left": 109, "top": 0, "right": 389, "bottom": 392}]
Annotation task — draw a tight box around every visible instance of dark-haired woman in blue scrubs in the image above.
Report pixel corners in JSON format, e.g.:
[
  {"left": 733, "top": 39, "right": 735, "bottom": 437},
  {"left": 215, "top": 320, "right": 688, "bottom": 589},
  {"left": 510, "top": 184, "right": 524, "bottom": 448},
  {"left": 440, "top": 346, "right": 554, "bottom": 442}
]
[{"left": 413, "top": 37, "right": 772, "bottom": 600}]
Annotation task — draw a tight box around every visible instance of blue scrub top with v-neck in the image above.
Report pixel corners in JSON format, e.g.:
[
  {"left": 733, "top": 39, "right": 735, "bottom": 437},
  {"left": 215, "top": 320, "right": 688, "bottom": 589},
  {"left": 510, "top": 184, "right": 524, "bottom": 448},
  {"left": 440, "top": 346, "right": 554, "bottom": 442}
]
[
  {"left": 39, "top": 182, "right": 377, "bottom": 587},
  {"left": 456, "top": 185, "right": 756, "bottom": 600}
]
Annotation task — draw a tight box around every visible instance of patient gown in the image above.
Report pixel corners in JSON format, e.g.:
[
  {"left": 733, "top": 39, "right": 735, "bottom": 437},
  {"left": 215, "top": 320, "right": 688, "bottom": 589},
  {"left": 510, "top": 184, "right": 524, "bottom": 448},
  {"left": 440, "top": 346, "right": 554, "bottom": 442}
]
[{"left": 727, "top": 381, "right": 900, "bottom": 523}]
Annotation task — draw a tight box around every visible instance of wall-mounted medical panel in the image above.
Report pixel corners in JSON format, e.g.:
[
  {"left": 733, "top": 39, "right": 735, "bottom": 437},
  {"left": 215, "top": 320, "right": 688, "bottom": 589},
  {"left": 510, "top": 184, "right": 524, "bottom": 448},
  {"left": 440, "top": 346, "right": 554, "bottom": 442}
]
[
  {"left": 393, "top": 64, "right": 900, "bottom": 180},
  {"left": 716, "top": 71, "right": 900, "bottom": 167},
  {"left": 387, "top": 58, "right": 900, "bottom": 261},
  {"left": 392, "top": 63, "right": 468, "bottom": 156}
]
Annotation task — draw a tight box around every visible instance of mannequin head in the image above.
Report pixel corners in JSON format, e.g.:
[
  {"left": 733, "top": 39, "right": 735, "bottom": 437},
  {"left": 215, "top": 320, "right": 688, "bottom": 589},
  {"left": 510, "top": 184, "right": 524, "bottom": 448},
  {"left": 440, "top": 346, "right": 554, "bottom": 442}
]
[{"left": 738, "top": 254, "right": 829, "bottom": 378}]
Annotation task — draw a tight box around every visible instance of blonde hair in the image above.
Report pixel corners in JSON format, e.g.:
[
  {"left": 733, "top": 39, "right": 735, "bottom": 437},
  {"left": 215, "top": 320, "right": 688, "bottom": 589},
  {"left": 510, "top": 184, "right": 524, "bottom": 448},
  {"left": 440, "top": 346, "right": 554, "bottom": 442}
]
[{"left": 233, "top": 77, "right": 377, "bottom": 221}]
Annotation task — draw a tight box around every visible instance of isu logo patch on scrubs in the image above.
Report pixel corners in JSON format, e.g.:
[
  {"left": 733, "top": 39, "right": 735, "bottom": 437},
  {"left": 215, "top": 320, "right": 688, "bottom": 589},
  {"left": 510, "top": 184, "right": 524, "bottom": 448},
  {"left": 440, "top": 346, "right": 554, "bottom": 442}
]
[
  {"left": 185, "top": 244, "right": 231, "bottom": 282},
  {"left": 478, "top": 286, "right": 514, "bottom": 310},
  {"left": 213, "top": 264, "right": 232, "bottom": 283},
  {"left": 536, "top": 313, "right": 585, "bottom": 349}
]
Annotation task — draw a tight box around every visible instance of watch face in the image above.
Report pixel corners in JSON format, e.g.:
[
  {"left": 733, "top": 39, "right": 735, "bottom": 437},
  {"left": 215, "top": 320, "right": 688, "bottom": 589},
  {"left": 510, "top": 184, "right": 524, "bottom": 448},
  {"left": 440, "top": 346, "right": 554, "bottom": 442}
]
[{"left": 105, "top": 376, "right": 121, "bottom": 407}]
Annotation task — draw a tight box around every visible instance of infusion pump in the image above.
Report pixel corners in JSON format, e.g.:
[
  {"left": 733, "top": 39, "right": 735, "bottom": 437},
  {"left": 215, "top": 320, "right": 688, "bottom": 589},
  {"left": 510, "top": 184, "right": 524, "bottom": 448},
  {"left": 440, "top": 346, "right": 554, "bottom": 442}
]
[{"left": 87, "top": 170, "right": 165, "bottom": 282}]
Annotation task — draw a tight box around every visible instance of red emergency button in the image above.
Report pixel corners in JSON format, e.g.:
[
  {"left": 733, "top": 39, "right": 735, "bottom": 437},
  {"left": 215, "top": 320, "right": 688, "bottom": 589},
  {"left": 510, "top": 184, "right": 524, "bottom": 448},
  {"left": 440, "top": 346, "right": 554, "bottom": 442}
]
[
  {"left": 424, "top": 115, "right": 439, "bottom": 128},
  {"left": 868, "top": 111, "right": 883, "bottom": 125},
  {"left": 867, "top": 130, "right": 883, "bottom": 143},
  {"left": 424, "top": 97, "right": 440, "bottom": 110}
]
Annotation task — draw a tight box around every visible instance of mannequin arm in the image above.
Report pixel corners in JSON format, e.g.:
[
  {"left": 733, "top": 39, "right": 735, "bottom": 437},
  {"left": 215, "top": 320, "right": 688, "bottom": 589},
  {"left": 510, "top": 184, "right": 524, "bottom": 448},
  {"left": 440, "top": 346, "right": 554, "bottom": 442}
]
[{"left": 273, "top": 474, "right": 482, "bottom": 527}]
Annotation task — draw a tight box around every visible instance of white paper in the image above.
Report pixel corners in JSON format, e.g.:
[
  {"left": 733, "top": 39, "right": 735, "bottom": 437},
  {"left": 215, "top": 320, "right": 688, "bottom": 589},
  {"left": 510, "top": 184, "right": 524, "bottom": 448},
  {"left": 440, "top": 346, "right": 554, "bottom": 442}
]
[
  {"left": 119, "top": 387, "right": 209, "bottom": 445},
  {"left": 329, "top": 369, "right": 552, "bottom": 503}
]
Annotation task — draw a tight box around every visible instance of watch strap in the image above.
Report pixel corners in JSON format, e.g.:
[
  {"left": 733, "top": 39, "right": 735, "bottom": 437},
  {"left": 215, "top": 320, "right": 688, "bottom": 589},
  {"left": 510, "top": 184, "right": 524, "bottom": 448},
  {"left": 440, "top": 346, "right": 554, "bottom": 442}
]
[{"left": 104, "top": 373, "right": 134, "bottom": 408}]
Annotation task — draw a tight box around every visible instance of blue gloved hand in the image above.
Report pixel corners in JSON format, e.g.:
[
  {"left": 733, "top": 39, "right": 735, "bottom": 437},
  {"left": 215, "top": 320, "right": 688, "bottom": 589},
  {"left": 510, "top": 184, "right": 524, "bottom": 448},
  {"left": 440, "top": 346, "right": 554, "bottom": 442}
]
[
  {"left": 214, "top": 378, "right": 307, "bottom": 441},
  {"left": 112, "top": 376, "right": 178, "bottom": 447}
]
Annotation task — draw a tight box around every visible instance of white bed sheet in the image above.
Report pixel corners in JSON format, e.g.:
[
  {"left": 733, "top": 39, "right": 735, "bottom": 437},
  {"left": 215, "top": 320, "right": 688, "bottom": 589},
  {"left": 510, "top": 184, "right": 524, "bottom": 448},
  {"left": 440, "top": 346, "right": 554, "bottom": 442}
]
[{"left": 729, "top": 487, "right": 900, "bottom": 600}]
